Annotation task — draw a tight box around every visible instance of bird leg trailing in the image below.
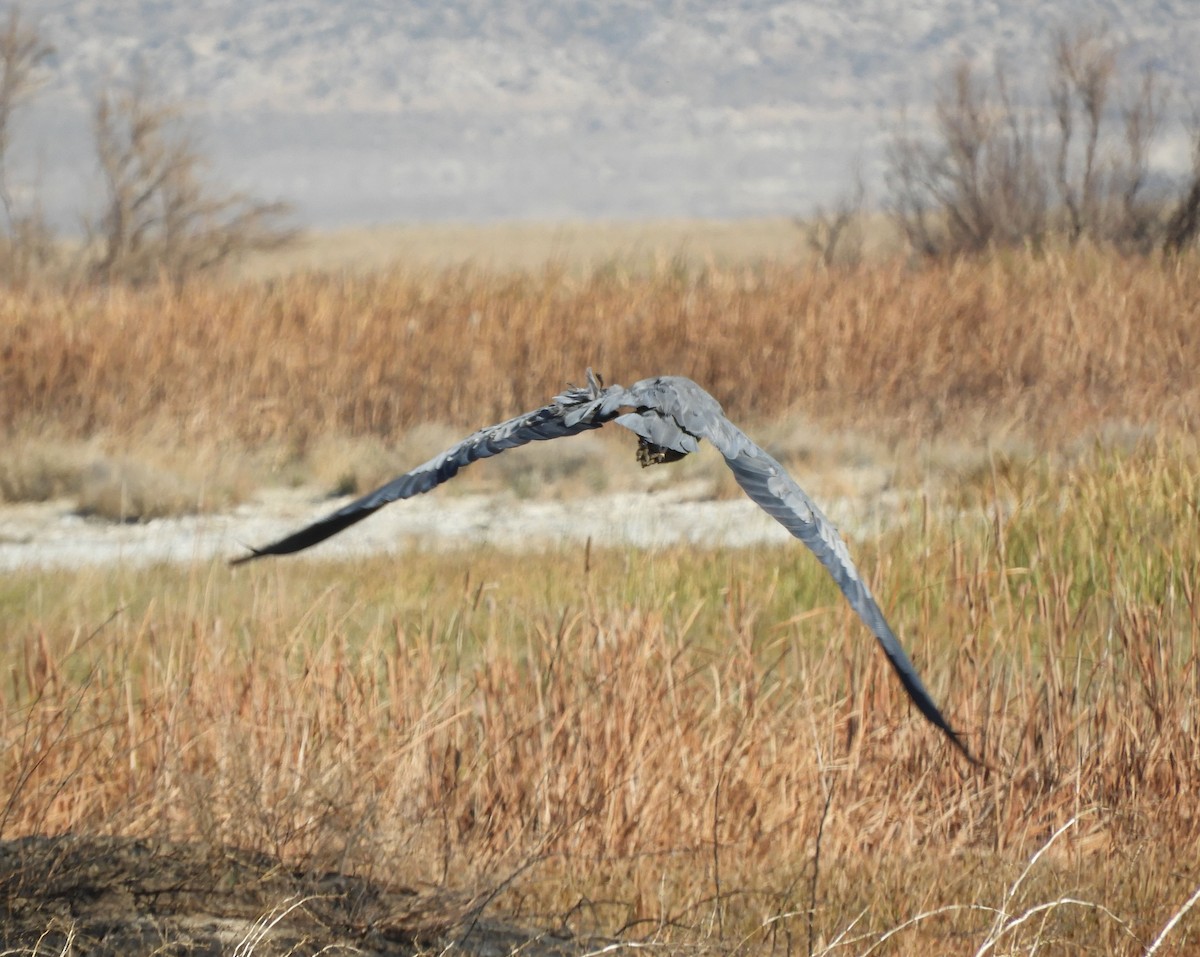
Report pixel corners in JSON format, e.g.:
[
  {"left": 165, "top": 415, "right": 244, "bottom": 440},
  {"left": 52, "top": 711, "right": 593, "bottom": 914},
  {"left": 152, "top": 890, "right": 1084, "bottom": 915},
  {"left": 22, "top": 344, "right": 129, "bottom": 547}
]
[{"left": 635, "top": 437, "right": 689, "bottom": 467}]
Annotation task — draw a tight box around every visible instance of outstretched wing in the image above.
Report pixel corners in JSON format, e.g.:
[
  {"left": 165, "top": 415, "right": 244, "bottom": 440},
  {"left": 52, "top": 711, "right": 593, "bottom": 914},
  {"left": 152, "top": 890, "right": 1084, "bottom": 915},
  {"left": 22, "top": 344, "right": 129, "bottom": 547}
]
[
  {"left": 233, "top": 370, "right": 974, "bottom": 762},
  {"left": 617, "top": 375, "right": 976, "bottom": 762},
  {"left": 231, "top": 382, "right": 617, "bottom": 565},
  {"left": 721, "top": 438, "right": 975, "bottom": 762}
]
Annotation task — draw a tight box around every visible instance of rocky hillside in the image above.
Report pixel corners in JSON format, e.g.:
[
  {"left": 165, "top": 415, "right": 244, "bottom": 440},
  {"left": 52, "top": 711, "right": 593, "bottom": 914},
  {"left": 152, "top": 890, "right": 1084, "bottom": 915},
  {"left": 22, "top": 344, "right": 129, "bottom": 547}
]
[{"left": 14, "top": 1, "right": 1200, "bottom": 227}]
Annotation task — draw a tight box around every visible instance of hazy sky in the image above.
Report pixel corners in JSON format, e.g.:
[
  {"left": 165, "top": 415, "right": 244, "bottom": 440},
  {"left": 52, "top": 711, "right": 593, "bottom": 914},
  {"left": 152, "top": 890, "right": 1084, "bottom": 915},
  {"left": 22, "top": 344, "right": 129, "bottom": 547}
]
[{"left": 10, "top": 1, "right": 1200, "bottom": 231}]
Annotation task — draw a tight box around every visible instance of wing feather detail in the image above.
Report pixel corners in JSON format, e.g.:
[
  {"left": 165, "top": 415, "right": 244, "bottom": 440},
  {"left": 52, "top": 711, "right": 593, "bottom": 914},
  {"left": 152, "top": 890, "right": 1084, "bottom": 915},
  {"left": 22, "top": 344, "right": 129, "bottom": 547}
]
[
  {"left": 709, "top": 431, "right": 976, "bottom": 762},
  {"left": 231, "top": 387, "right": 616, "bottom": 564}
]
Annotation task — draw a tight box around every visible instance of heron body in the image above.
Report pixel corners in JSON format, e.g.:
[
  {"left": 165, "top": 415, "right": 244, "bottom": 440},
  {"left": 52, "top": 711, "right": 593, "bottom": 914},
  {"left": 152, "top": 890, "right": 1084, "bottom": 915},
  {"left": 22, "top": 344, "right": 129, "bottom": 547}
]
[{"left": 233, "top": 371, "right": 977, "bottom": 763}]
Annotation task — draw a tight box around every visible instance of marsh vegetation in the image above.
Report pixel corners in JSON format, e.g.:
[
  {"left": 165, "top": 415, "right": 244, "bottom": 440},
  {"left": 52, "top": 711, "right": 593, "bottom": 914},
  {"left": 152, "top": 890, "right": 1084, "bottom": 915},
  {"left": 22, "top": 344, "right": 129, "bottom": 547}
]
[{"left": 3, "top": 234, "right": 1200, "bottom": 954}]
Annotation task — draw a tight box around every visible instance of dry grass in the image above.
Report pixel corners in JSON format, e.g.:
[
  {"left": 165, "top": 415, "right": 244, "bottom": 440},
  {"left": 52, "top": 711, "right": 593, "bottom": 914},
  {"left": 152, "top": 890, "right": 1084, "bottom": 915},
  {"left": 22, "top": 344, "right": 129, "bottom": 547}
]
[
  {"left": 234, "top": 217, "right": 827, "bottom": 280},
  {"left": 4, "top": 243, "right": 1200, "bottom": 951},
  {"left": 3, "top": 248, "right": 1199, "bottom": 472},
  {"left": 3, "top": 439, "right": 1200, "bottom": 954},
  {"left": 0, "top": 433, "right": 253, "bottom": 520}
]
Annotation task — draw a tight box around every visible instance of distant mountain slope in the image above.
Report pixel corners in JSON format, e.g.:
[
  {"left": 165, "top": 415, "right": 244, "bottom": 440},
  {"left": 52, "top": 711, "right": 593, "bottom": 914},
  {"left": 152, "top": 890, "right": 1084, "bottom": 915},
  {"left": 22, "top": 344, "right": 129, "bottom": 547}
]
[{"left": 16, "top": 1, "right": 1200, "bottom": 228}]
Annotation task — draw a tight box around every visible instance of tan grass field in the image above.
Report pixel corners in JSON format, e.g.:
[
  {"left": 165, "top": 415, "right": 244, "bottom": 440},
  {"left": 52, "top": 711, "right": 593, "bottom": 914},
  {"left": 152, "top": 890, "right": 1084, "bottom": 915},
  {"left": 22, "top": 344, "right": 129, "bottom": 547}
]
[
  {"left": 4, "top": 239, "right": 1198, "bottom": 496},
  {"left": 3, "top": 230, "right": 1200, "bottom": 953},
  {"left": 235, "top": 217, "right": 839, "bottom": 279}
]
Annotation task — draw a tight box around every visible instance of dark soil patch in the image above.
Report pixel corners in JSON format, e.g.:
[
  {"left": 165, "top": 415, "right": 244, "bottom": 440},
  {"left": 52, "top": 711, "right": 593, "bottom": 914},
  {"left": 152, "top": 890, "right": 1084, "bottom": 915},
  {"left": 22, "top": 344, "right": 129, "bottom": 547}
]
[{"left": 1, "top": 835, "right": 603, "bottom": 956}]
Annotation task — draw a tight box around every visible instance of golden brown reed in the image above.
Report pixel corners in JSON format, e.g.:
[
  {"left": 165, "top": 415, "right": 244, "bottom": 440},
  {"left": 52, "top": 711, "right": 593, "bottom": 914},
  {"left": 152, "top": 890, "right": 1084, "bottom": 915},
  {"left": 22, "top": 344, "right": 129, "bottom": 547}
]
[
  {"left": 3, "top": 248, "right": 1200, "bottom": 461},
  {"left": 4, "top": 440, "right": 1200, "bottom": 953},
  {"left": 5, "top": 248, "right": 1200, "bottom": 951}
]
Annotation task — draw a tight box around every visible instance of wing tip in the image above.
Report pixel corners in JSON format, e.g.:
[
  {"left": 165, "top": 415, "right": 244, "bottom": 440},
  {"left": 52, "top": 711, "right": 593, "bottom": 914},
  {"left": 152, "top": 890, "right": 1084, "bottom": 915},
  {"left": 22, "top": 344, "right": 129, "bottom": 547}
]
[
  {"left": 946, "top": 726, "right": 990, "bottom": 770},
  {"left": 228, "top": 547, "right": 266, "bottom": 567}
]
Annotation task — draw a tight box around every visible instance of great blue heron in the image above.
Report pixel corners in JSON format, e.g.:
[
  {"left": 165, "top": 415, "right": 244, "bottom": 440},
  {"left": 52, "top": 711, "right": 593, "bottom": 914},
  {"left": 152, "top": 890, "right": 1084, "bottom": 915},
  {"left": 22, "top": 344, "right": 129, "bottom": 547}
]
[{"left": 233, "top": 371, "right": 976, "bottom": 763}]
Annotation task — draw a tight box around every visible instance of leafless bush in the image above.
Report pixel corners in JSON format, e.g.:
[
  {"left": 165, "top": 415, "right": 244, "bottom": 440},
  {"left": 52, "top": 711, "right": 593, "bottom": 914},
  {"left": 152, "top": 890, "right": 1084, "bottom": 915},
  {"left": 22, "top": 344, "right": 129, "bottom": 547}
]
[
  {"left": 1163, "top": 129, "right": 1200, "bottom": 254},
  {"left": 1051, "top": 26, "right": 1165, "bottom": 250},
  {"left": 887, "top": 63, "right": 1049, "bottom": 257},
  {"left": 887, "top": 26, "right": 1177, "bottom": 258},
  {"left": 87, "top": 73, "right": 294, "bottom": 286},
  {"left": 800, "top": 173, "right": 866, "bottom": 268},
  {"left": 1050, "top": 27, "right": 1114, "bottom": 241},
  {"left": 0, "top": 6, "right": 55, "bottom": 284}
]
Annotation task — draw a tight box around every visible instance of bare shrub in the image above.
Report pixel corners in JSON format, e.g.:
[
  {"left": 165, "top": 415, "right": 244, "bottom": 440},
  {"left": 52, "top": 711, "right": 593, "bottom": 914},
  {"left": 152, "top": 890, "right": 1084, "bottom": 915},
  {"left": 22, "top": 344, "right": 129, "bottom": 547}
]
[
  {"left": 1163, "top": 129, "right": 1200, "bottom": 254},
  {"left": 0, "top": 6, "right": 54, "bottom": 284},
  {"left": 800, "top": 172, "right": 866, "bottom": 268},
  {"left": 887, "top": 25, "right": 1175, "bottom": 258},
  {"left": 1050, "top": 26, "right": 1115, "bottom": 241},
  {"left": 887, "top": 63, "right": 1048, "bottom": 257},
  {"left": 1051, "top": 26, "right": 1165, "bottom": 250},
  {"left": 87, "top": 72, "right": 295, "bottom": 286}
]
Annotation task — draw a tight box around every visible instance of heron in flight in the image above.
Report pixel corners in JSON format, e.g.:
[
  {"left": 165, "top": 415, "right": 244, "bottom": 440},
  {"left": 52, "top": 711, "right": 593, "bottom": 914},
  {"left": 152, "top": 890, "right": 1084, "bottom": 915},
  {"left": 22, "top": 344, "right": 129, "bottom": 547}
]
[{"left": 233, "top": 371, "right": 976, "bottom": 763}]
